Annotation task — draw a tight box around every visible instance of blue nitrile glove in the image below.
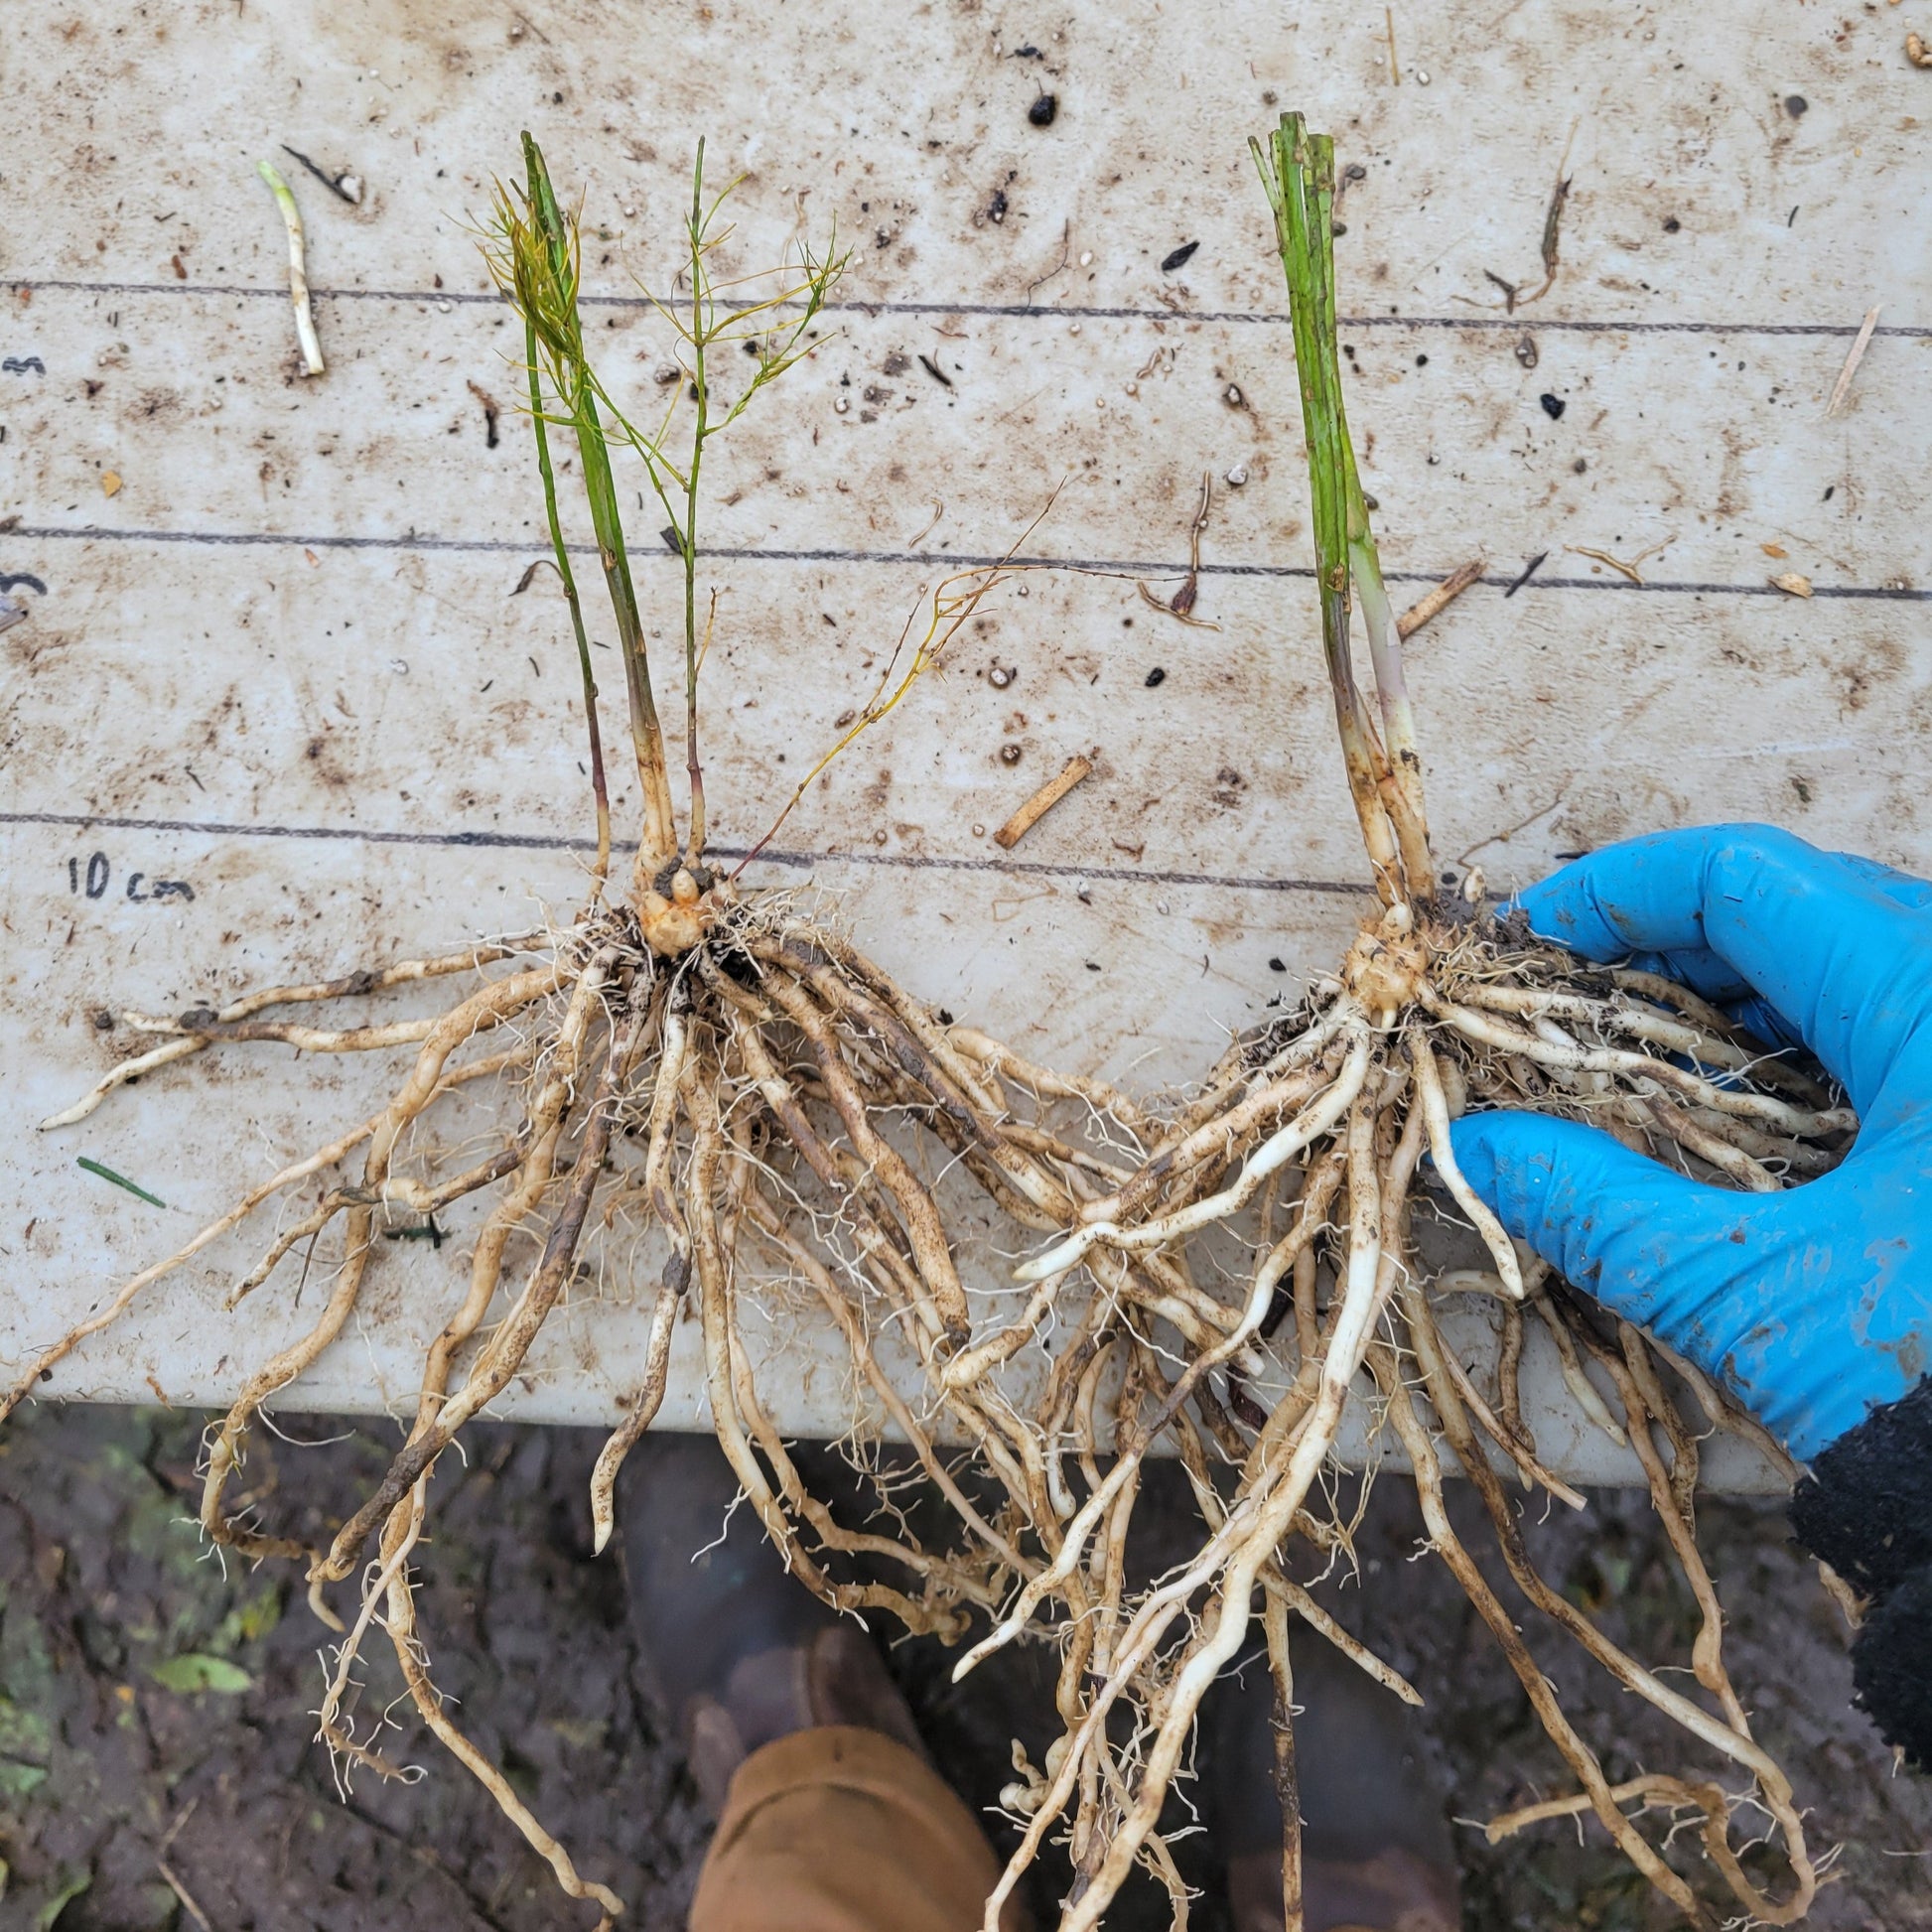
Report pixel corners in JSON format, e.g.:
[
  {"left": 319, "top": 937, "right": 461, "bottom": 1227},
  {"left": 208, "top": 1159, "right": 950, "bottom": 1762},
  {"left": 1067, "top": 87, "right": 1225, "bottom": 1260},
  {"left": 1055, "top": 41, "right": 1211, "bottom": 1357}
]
[{"left": 1449, "top": 825, "right": 1932, "bottom": 1462}]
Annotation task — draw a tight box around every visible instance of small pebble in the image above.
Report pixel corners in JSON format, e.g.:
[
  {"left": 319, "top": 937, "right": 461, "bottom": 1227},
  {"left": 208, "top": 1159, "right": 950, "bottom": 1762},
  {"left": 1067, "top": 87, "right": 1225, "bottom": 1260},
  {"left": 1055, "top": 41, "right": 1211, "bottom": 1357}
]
[
  {"left": 834, "top": 396, "right": 850, "bottom": 413},
  {"left": 1225, "top": 464, "right": 1248, "bottom": 486},
  {"left": 1000, "top": 744, "right": 1023, "bottom": 765},
  {"left": 1069, "top": 321, "right": 1082, "bottom": 335},
  {"left": 1095, "top": 396, "right": 1106, "bottom": 409},
  {"left": 1078, "top": 250, "right": 1094, "bottom": 267},
  {"left": 1124, "top": 380, "right": 1139, "bottom": 396},
  {"left": 1225, "top": 382, "right": 1244, "bottom": 406},
  {"left": 1415, "top": 69, "right": 1431, "bottom": 84},
  {"left": 972, "top": 822, "right": 987, "bottom": 838},
  {"left": 990, "top": 664, "right": 1015, "bottom": 688},
  {"left": 1145, "top": 666, "right": 1167, "bottom": 687}
]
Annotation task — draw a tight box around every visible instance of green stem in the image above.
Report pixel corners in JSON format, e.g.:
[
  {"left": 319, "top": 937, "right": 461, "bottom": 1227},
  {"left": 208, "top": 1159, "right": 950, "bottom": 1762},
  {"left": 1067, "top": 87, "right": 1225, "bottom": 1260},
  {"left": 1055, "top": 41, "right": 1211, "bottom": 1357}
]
[
  {"left": 522, "top": 133, "right": 677, "bottom": 870},
  {"left": 682, "top": 138, "right": 709, "bottom": 866},
  {"left": 524, "top": 318, "right": 611, "bottom": 888},
  {"left": 1252, "top": 113, "right": 1433, "bottom": 907}
]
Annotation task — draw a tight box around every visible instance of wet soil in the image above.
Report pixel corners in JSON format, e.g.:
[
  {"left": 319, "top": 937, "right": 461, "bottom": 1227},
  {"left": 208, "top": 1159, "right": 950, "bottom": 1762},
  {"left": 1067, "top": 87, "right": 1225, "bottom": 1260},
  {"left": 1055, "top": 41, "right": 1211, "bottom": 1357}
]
[{"left": 1, "top": 1406, "right": 1926, "bottom": 1930}]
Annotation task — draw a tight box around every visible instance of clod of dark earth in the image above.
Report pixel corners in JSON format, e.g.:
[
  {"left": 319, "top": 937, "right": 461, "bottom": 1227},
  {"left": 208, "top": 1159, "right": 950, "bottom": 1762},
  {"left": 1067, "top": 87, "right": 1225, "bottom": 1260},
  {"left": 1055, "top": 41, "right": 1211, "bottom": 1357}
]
[
  {"left": 1160, "top": 239, "right": 1200, "bottom": 272},
  {"left": 1540, "top": 393, "right": 1566, "bottom": 419},
  {"left": 1029, "top": 93, "right": 1058, "bottom": 126}
]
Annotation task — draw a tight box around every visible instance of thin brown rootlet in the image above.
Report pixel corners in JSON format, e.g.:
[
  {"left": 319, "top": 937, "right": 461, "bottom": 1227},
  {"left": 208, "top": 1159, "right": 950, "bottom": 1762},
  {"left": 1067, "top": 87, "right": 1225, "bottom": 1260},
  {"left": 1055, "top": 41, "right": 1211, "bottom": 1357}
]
[{"left": 16, "top": 126, "right": 1852, "bottom": 1932}]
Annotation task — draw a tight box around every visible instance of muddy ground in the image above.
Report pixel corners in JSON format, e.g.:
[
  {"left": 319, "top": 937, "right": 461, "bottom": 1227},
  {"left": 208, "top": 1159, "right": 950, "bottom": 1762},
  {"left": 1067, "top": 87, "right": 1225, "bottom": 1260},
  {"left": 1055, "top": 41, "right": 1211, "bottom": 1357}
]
[{"left": 2, "top": 1404, "right": 1927, "bottom": 1930}]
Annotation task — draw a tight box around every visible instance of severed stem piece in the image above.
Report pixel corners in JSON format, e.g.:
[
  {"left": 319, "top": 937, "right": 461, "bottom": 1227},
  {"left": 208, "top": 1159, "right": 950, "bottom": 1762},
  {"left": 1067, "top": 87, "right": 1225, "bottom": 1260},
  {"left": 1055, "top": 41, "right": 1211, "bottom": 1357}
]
[{"left": 256, "top": 161, "right": 325, "bottom": 376}]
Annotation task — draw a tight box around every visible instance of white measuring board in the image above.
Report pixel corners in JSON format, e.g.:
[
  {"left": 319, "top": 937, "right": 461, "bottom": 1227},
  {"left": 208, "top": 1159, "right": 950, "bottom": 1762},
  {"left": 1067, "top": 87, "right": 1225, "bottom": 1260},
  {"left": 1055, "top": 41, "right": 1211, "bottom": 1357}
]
[{"left": 4, "top": 1, "right": 1926, "bottom": 1492}]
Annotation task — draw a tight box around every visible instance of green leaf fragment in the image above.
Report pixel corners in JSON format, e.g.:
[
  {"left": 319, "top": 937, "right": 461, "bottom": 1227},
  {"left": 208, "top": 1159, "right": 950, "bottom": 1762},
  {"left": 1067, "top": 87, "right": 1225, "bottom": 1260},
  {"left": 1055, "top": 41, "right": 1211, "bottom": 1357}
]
[
  {"left": 76, "top": 1157, "right": 167, "bottom": 1209},
  {"left": 36, "top": 1867, "right": 91, "bottom": 1930},
  {"left": 147, "top": 1653, "right": 252, "bottom": 1695},
  {"left": 0, "top": 1697, "right": 52, "bottom": 1763}
]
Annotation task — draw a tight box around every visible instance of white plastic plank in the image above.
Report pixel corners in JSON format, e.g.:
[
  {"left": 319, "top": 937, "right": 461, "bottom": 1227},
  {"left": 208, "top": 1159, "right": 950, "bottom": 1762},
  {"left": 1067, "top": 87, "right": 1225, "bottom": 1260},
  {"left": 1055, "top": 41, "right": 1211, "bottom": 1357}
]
[{"left": 6, "top": 0, "right": 1926, "bottom": 1492}]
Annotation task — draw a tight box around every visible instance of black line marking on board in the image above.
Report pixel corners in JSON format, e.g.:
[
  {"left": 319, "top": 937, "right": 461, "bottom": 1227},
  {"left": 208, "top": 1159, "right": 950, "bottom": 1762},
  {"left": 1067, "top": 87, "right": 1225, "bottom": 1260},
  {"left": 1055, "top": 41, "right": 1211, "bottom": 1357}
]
[
  {"left": 0, "top": 573, "right": 48, "bottom": 595},
  {"left": 0, "top": 807, "right": 1377, "bottom": 899},
  {"left": 9, "top": 524, "right": 1929, "bottom": 602},
  {"left": 10, "top": 277, "right": 1932, "bottom": 341}
]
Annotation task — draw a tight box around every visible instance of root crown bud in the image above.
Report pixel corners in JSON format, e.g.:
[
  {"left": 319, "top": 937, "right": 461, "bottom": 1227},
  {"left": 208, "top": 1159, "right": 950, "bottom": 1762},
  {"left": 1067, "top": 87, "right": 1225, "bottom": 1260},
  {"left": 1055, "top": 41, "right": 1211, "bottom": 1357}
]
[
  {"left": 1341, "top": 907, "right": 1429, "bottom": 1018},
  {"left": 636, "top": 864, "right": 732, "bottom": 956}
]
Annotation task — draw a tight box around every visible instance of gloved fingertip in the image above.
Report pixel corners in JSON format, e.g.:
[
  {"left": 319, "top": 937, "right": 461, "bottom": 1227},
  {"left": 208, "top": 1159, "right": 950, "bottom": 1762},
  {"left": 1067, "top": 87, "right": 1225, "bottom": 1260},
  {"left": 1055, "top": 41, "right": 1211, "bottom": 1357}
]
[{"left": 1446, "top": 1110, "right": 1552, "bottom": 1209}]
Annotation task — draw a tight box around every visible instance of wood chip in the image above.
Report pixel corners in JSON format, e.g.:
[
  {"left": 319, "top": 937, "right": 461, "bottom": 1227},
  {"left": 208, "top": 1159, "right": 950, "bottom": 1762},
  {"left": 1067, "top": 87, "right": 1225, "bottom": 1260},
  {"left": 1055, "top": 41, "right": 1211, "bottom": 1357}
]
[
  {"left": 1760, "top": 541, "right": 1787, "bottom": 558},
  {"left": 1770, "top": 572, "right": 1814, "bottom": 599},
  {"left": 101, "top": 471, "right": 122, "bottom": 496},
  {"left": 994, "top": 755, "right": 1094, "bottom": 850},
  {"left": 1825, "top": 305, "right": 1881, "bottom": 416},
  {"left": 1909, "top": 29, "right": 1931, "bottom": 66},
  {"left": 1395, "top": 558, "right": 1484, "bottom": 638}
]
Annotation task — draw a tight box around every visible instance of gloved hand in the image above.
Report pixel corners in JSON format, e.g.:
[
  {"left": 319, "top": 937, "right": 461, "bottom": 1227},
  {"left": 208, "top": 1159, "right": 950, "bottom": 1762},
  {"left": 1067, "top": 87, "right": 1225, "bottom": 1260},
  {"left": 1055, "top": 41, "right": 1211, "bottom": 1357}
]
[{"left": 1449, "top": 825, "right": 1932, "bottom": 1462}]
